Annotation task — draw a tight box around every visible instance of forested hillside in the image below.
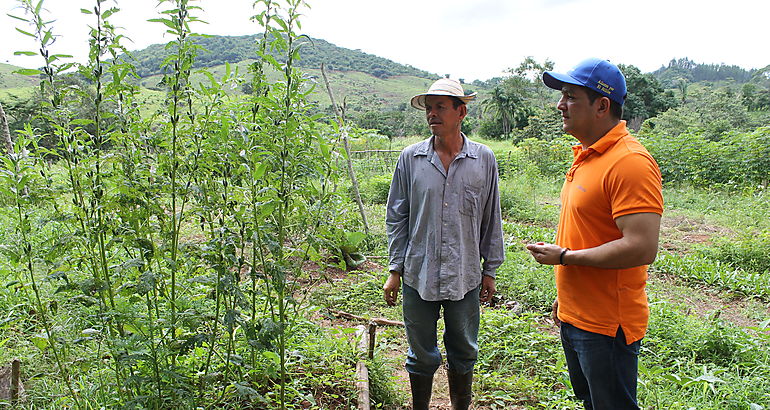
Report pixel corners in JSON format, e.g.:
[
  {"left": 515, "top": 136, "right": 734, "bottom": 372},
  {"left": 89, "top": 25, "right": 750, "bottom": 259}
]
[
  {"left": 124, "top": 34, "right": 436, "bottom": 80},
  {"left": 653, "top": 57, "right": 768, "bottom": 86}
]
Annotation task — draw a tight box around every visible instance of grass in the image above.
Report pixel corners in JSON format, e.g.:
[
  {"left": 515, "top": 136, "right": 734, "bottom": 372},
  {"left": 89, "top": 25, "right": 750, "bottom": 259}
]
[{"left": 663, "top": 184, "right": 770, "bottom": 233}]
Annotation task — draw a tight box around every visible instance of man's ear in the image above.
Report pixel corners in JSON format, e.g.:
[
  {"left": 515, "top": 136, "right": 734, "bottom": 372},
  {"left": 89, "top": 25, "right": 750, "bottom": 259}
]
[
  {"left": 458, "top": 103, "right": 467, "bottom": 120},
  {"left": 596, "top": 96, "right": 611, "bottom": 118}
]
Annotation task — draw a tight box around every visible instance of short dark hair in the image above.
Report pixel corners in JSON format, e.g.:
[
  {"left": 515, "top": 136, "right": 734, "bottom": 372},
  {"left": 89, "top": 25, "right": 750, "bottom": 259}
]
[
  {"left": 584, "top": 87, "right": 623, "bottom": 119},
  {"left": 450, "top": 96, "right": 465, "bottom": 109}
]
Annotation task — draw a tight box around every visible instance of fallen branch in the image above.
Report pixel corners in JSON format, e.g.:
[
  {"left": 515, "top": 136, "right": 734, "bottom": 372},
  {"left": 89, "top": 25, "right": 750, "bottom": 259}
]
[
  {"left": 330, "top": 309, "right": 404, "bottom": 327},
  {"left": 364, "top": 255, "right": 388, "bottom": 260}
]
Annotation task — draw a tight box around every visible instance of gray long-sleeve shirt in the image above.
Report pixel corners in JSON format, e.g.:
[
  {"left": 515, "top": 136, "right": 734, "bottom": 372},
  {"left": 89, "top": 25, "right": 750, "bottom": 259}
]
[{"left": 386, "top": 135, "right": 505, "bottom": 301}]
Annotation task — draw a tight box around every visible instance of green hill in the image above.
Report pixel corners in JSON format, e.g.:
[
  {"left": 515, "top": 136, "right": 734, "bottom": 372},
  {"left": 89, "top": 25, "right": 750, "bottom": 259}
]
[
  {"left": 652, "top": 57, "right": 760, "bottom": 88},
  {"left": 125, "top": 34, "right": 437, "bottom": 80},
  {"left": 124, "top": 35, "right": 486, "bottom": 116},
  {"left": 0, "top": 63, "right": 38, "bottom": 94},
  {"left": 137, "top": 58, "right": 448, "bottom": 112}
]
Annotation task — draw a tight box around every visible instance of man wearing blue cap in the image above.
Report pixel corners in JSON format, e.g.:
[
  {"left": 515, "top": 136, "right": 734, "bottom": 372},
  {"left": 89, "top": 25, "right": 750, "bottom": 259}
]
[
  {"left": 526, "top": 59, "right": 664, "bottom": 409},
  {"left": 384, "top": 78, "right": 504, "bottom": 410}
]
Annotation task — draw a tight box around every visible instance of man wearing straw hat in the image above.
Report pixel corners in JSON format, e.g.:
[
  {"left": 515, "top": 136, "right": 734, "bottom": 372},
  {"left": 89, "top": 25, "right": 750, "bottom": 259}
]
[
  {"left": 526, "top": 58, "right": 663, "bottom": 409},
  {"left": 384, "top": 78, "right": 504, "bottom": 410}
]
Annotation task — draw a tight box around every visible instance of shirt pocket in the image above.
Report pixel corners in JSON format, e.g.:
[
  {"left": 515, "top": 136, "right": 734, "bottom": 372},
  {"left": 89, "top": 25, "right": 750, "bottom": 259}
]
[{"left": 460, "top": 185, "right": 480, "bottom": 216}]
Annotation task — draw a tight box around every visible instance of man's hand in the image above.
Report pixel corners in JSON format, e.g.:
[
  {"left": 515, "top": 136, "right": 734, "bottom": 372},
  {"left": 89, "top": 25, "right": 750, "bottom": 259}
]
[
  {"left": 480, "top": 275, "right": 496, "bottom": 303},
  {"left": 383, "top": 271, "right": 401, "bottom": 306},
  {"left": 526, "top": 242, "right": 564, "bottom": 265},
  {"left": 551, "top": 299, "right": 561, "bottom": 326}
]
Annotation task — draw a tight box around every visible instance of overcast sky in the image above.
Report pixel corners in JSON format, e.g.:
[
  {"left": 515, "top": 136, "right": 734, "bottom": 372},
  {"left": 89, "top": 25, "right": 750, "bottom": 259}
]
[{"left": 2, "top": 0, "right": 767, "bottom": 82}]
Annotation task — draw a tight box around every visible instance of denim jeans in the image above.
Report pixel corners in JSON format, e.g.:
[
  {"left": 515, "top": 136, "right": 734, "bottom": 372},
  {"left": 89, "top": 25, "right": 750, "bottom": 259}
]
[
  {"left": 402, "top": 284, "right": 480, "bottom": 376},
  {"left": 560, "top": 322, "right": 641, "bottom": 410}
]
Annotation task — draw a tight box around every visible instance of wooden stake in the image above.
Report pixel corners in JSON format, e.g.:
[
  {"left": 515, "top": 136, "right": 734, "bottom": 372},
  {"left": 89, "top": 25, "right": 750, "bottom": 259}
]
[
  {"left": 10, "top": 359, "right": 20, "bottom": 404},
  {"left": 367, "top": 322, "right": 377, "bottom": 360},
  {"left": 320, "top": 63, "right": 370, "bottom": 235},
  {"left": 355, "top": 325, "right": 370, "bottom": 410}
]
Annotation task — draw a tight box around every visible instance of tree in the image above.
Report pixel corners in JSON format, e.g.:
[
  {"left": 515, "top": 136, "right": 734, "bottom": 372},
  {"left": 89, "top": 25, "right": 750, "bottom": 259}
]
[
  {"left": 0, "top": 101, "right": 11, "bottom": 154},
  {"left": 481, "top": 86, "right": 517, "bottom": 135},
  {"left": 640, "top": 86, "right": 755, "bottom": 141},
  {"left": 479, "top": 57, "right": 554, "bottom": 139},
  {"left": 618, "top": 64, "right": 678, "bottom": 130}
]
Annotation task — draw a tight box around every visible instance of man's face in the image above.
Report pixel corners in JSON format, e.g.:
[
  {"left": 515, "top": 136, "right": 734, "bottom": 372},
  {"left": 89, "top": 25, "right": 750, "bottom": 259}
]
[
  {"left": 557, "top": 84, "right": 598, "bottom": 137},
  {"left": 424, "top": 95, "right": 466, "bottom": 137}
]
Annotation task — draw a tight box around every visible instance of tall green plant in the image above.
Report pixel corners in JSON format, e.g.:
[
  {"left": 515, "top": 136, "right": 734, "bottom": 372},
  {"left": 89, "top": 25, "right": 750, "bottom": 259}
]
[{"left": 0, "top": 129, "right": 82, "bottom": 408}]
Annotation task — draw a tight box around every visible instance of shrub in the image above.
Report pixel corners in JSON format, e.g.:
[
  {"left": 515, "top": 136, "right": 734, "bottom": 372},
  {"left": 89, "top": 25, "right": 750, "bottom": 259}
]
[
  {"left": 709, "top": 232, "right": 770, "bottom": 274},
  {"left": 641, "top": 127, "right": 770, "bottom": 187},
  {"left": 517, "top": 136, "right": 573, "bottom": 179},
  {"left": 357, "top": 174, "right": 391, "bottom": 204}
]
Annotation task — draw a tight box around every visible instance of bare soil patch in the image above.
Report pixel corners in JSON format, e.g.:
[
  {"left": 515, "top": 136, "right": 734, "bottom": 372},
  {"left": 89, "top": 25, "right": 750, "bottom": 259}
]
[
  {"left": 659, "top": 212, "right": 734, "bottom": 253},
  {"left": 648, "top": 271, "right": 770, "bottom": 331}
]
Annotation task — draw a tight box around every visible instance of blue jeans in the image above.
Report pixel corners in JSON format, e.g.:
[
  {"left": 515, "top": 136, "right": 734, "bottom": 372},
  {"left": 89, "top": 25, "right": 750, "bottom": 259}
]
[
  {"left": 560, "top": 322, "right": 641, "bottom": 410},
  {"left": 402, "top": 284, "right": 480, "bottom": 376}
]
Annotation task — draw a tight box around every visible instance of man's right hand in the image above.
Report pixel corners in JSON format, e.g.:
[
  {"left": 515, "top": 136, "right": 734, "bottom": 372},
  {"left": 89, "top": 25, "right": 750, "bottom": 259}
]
[
  {"left": 383, "top": 271, "right": 401, "bottom": 306},
  {"left": 551, "top": 299, "right": 561, "bottom": 327}
]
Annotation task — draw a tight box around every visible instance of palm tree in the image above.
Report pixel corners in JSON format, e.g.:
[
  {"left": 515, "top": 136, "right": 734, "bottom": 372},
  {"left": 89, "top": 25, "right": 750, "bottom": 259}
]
[{"left": 482, "top": 86, "right": 515, "bottom": 135}]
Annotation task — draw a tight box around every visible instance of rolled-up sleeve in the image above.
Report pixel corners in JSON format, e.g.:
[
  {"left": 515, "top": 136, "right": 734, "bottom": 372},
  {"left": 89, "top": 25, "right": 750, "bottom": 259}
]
[
  {"left": 479, "top": 155, "right": 504, "bottom": 278},
  {"left": 386, "top": 153, "right": 410, "bottom": 273}
]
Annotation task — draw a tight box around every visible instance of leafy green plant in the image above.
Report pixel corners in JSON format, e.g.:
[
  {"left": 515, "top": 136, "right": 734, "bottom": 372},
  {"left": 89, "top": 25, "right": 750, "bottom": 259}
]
[
  {"left": 476, "top": 310, "right": 576, "bottom": 407},
  {"left": 0, "top": 129, "right": 81, "bottom": 408},
  {"left": 707, "top": 232, "right": 770, "bottom": 274},
  {"left": 366, "top": 355, "right": 407, "bottom": 408},
  {"left": 357, "top": 173, "right": 391, "bottom": 204},
  {"left": 498, "top": 174, "right": 560, "bottom": 224},
  {"left": 652, "top": 252, "right": 770, "bottom": 300}
]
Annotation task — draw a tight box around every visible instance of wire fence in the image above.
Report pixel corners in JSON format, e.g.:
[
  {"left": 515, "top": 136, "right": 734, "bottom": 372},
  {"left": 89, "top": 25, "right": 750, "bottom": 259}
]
[{"left": 350, "top": 150, "right": 401, "bottom": 174}]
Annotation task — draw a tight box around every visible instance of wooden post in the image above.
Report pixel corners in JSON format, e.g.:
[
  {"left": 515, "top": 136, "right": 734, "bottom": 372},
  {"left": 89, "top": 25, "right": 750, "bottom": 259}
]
[
  {"left": 355, "top": 325, "right": 370, "bottom": 410},
  {"left": 367, "top": 322, "right": 376, "bottom": 360},
  {"left": 320, "top": 63, "right": 370, "bottom": 235},
  {"left": 10, "top": 359, "right": 20, "bottom": 404}
]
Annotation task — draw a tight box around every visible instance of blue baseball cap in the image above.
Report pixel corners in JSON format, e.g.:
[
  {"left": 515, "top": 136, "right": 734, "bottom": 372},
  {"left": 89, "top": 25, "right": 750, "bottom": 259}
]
[{"left": 543, "top": 58, "right": 627, "bottom": 105}]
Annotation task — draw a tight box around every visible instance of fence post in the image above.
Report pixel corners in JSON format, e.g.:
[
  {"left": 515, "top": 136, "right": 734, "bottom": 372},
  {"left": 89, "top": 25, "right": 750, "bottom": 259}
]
[
  {"left": 10, "top": 359, "right": 20, "bottom": 404},
  {"left": 367, "top": 321, "right": 377, "bottom": 360}
]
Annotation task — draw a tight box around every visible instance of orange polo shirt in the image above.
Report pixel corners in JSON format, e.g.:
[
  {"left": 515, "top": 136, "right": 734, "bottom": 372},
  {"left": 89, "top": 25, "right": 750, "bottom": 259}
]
[{"left": 555, "top": 121, "right": 663, "bottom": 344}]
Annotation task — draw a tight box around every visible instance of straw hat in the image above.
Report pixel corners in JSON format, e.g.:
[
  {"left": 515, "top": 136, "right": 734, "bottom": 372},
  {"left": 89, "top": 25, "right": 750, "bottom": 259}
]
[{"left": 410, "top": 78, "right": 477, "bottom": 110}]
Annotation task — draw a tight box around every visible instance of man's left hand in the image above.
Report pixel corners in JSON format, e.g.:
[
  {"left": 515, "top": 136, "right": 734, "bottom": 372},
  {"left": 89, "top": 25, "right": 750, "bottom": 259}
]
[
  {"left": 480, "top": 275, "right": 495, "bottom": 303},
  {"left": 526, "top": 242, "right": 564, "bottom": 265}
]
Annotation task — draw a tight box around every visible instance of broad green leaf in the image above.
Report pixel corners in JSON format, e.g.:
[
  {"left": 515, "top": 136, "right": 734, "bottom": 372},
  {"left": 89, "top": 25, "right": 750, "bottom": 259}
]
[
  {"left": 346, "top": 231, "right": 366, "bottom": 248},
  {"left": 253, "top": 162, "right": 267, "bottom": 179},
  {"left": 13, "top": 68, "right": 41, "bottom": 76},
  {"left": 262, "top": 350, "right": 280, "bottom": 365},
  {"left": 31, "top": 334, "right": 49, "bottom": 350},
  {"left": 70, "top": 119, "right": 95, "bottom": 126},
  {"left": 102, "top": 7, "right": 119, "bottom": 19}
]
